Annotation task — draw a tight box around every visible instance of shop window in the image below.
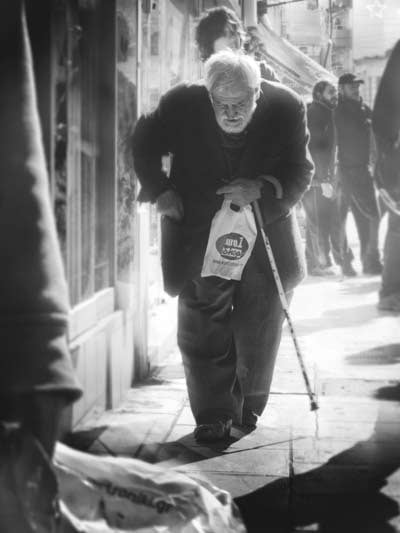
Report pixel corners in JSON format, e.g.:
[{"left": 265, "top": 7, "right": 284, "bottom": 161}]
[
  {"left": 53, "top": 0, "right": 116, "bottom": 306},
  {"left": 116, "top": 2, "right": 138, "bottom": 283}
]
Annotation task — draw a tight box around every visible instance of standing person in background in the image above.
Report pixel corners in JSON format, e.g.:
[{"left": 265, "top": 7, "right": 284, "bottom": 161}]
[
  {"left": 335, "top": 73, "right": 382, "bottom": 275},
  {"left": 0, "top": 1, "right": 81, "bottom": 530},
  {"left": 303, "top": 80, "right": 356, "bottom": 277},
  {"left": 132, "top": 51, "right": 313, "bottom": 442},
  {"left": 373, "top": 41, "right": 400, "bottom": 312},
  {"left": 195, "top": 5, "right": 279, "bottom": 81}
]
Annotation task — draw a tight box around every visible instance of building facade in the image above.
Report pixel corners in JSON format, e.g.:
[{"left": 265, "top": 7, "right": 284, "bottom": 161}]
[{"left": 30, "top": 0, "right": 214, "bottom": 428}]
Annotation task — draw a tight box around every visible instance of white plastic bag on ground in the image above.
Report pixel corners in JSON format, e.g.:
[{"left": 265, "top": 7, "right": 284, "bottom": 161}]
[
  {"left": 55, "top": 443, "right": 246, "bottom": 533},
  {"left": 201, "top": 201, "right": 257, "bottom": 281}
]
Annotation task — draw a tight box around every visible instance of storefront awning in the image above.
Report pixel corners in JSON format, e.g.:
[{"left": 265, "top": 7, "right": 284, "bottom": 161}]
[{"left": 255, "top": 19, "right": 337, "bottom": 98}]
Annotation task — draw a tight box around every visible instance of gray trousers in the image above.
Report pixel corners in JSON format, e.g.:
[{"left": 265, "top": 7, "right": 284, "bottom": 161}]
[
  {"left": 177, "top": 254, "right": 290, "bottom": 425},
  {"left": 381, "top": 212, "right": 400, "bottom": 299}
]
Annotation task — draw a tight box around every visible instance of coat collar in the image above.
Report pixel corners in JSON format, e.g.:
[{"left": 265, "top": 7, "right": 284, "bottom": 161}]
[{"left": 198, "top": 83, "right": 273, "bottom": 181}]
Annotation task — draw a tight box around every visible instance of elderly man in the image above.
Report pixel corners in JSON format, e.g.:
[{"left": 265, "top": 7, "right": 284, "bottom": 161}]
[{"left": 132, "top": 51, "right": 313, "bottom": 442}]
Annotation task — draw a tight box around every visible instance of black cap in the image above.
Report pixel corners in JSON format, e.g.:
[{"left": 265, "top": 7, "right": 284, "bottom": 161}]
[{"left": 338, "top": 73, "right": 364, "bottom": 85}]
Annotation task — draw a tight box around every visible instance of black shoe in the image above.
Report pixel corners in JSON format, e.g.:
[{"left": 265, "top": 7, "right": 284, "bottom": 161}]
[
  {"left": 241, "top": 410, "right": 258, "bottom": 431},
  {"left": 194, "top": 419, "right": 232, "bottom": 442},
  {"left": 342, "top": 263, "right": 357, "bottom": 277}
]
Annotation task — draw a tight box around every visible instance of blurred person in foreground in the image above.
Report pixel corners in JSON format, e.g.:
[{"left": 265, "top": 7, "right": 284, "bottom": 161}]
[
  {"left": 195, "top": 5, "right": 279, "bottom": 81},
  {"left": 0, "top": 1, "right": 81, "bottom": 530},
  {"left": 303, "top": 80, "right": 356, "bottom": 277},
  {"left": 373, "top": 41, "right": 400, "bottom": 312},
  {"left": 132, "top": 50, "right": 313, "bottom": 442},
  {"left": 335, "top": 73, "right": 382, "bottom": 275}
]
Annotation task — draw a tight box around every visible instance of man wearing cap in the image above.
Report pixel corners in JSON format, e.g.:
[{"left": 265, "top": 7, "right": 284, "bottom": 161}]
[{"left": 334, "top": 73, "right": 382, "bottom": 275}]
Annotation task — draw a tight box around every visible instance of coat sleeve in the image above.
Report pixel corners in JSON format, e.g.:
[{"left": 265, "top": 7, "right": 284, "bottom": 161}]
[
  {"left": 259, "top": 96, "right": 314, "bottom": 225},
  {"left": 132, "top": 86, "right": 183, "bottom": 203},
  {"left": 0, "top": 0, "right": 81, "bottom": 401},
  {"left": 307, "top": 105, "right": 332, "bottom": 183}
]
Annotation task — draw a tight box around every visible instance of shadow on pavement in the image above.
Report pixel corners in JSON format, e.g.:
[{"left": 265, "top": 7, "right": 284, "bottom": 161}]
[
  {"left": 346, "top": 344, "right": 400, "bottom": 366},
  {"left": 235, "top": 401, "right": 400, "bottom": 533},
  {"left": 375, "top": 383, "right": 400, "bottom": 402},
  {"left": 65, "top": 426, "right": 255, "bottom": 465},
  {"left": 294, "top": 303, "right": 378, "bottom": 335},
  {"left": 339, "top": 279, "right": 381, "bottom": 296}
]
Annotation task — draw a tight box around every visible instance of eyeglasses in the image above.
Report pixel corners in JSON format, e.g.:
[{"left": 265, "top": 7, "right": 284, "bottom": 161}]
[{"left": 210, "top": 96, "right": 253, "bottom": 114}]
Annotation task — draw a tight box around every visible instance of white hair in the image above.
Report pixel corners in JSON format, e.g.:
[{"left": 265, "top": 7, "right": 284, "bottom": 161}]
[{"left": 204, "top": 50, "right": 261, "bottom": 95}]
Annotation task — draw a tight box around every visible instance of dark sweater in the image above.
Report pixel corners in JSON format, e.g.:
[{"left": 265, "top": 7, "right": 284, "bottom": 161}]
[{"left": 335, "top": 97, "right": 373, "bottom": 170}]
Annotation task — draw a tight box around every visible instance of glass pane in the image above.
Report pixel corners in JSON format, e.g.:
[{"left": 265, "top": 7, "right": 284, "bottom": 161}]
[{"left": 116, "top": 0, "right": 138, "bottom": 283}]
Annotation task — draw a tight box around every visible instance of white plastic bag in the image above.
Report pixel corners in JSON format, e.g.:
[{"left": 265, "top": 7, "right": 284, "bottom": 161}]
[
  {"left": 201, "top": 200, "right": 257, "bottom": 280},
  {"left": 55, "top": 443, "right": 246, "bottom": 533}
]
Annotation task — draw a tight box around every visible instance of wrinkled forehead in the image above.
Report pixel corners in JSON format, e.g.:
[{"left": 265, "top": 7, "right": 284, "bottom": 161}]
[{"left": 211, "top": 83, "right": 255, "bottom": 103}]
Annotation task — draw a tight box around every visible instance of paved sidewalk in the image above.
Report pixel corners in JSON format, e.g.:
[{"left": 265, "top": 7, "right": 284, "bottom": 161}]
[{"left": 69, "top": 273, "right": 400, "bottom": 533}]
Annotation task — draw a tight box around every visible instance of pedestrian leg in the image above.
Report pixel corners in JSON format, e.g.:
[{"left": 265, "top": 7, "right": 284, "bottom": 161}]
[
  {"left": 302, "top": 188, "right": 328, "bottom": 273},
  {"left": 379, "top": 212, "right": 400, "bottom": 310},
  {"left": 232, "top": 256, "right": 291, "bottom": 428},
  {"left": 177, "top": 276, "right": 242, "bottom": 426}
]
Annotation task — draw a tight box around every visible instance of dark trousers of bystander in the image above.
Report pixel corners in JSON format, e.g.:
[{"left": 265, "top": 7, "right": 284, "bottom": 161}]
[
  {"left": 177, "top": 253, "right": 290, "bottom": 428},
  {"left": 336, "top": 168, "right": 382, "bottom": 273},
  {"left": 302, "top": 186, "right": 352, "bottom": 271},
  {"left": 381, "top": 211, "right": 400, "bottom": 300}
]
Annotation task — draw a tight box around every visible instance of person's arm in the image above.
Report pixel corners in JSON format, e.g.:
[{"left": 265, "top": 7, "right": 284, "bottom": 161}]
[
  {"left": 257, "top": 97, "right": 314, "bottom": 224},
  {"left": 132, "top": 86, "right": 182, "bottom": 203},
  {"left": 307, "top": 106, "right": 331, "bottom": 183}
]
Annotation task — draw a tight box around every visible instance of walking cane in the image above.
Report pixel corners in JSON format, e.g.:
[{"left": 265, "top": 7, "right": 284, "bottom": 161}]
[{"left": 251, "top": 200, "right": 319, "bottom": 411}]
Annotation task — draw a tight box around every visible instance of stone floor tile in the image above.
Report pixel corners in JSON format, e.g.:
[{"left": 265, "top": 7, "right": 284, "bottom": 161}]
[
  {"left": 174, "top": 404, "right": 196, "bottom": 426},
  {"left": 292, "top": 437, "right": 359, "bottom": 466},
  {"left": 85, "top": 414, "right": 177, "bottom": 458},
  {"left": 172, "top": 447, "right": 290, "bottom": 477},
  {"left": 181, "top": 471, "right": 276, "bottom": 499},
  {"left": 317, "top": 419, "right": 377, "bottom": 441},
  {"left": 292, "top": 463, "right": 382, "bottom": 494}
]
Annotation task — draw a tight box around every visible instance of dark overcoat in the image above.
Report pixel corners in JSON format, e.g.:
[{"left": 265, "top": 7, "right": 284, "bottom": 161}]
[
  {"left": 373, "top": 40, "right": 400, "bottom": 194},
  {"left": 307, "top": 100, "right": 335, "bottom": 184},
  {"left": 335, "top": 97, "right": 379, "bottom": 218},
  {"left": 0, "top": 1, "right": 81, "bottom": 401},
  {"left": 132, "top": 80, "right": 314, "bottom": 296}
]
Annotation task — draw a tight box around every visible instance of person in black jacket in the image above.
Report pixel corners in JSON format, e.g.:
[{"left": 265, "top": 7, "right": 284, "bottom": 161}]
[
  {"left": 373, "top": 41, "right": 400, "bottom": 312},
  {"left": 132, "top": 51, "right": 313, "bottom": 442},
  {"left": 335, "top": 73, "right": 382, "bottom": 275},
  {"left": 303, "top": 80, "right": 355, "bottom": 277}
]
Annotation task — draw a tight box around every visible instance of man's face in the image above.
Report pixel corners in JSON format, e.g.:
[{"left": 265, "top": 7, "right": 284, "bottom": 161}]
[
  {"left": 340, "top": 82, "right": 362, "bottom": 101},
  {"left": 211, "top": 85, "right": 258, "bottom": 134},
  {"left": 320, "top": 83, "right": 338, "bottom": 108}
]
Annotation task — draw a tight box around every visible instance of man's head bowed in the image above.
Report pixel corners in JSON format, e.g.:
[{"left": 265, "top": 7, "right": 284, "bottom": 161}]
[{"left": 205, "top": 50, "right": 261, "bottom": 134}]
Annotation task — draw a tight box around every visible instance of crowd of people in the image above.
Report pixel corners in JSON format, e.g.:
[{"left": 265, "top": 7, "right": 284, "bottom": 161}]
[
  {"left": 304, "top": 72, "right": 383, "bottom": 279},
  {"left": 304, "top": 65, "right": 400, "bottom": 314}
]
